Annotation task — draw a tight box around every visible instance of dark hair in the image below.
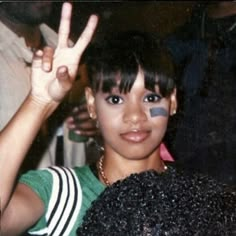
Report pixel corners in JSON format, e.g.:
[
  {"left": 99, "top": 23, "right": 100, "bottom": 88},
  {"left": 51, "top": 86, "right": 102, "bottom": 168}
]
[
  {"left": 85, "top": 31, "right": 176, "bottom": 97},
  {"left": 77, "top": 168, "right": 236, "bottom": 236}
]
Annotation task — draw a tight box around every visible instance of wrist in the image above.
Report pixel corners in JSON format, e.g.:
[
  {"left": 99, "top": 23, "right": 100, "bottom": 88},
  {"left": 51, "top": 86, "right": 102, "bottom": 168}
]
[{"left": 27, "top": 94, "right": 60, "bottom": 119}]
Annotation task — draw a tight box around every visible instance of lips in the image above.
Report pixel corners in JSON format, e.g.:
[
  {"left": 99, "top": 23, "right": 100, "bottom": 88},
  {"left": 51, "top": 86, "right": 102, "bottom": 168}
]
[{"left": 120, "top": 130, "right": 150, "bottom": 143}]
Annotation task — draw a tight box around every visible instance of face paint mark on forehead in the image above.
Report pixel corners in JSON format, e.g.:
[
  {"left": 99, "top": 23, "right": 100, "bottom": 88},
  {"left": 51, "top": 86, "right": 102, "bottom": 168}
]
[{"left": 150, "top": 107, "right": 168, "bottom": 117}]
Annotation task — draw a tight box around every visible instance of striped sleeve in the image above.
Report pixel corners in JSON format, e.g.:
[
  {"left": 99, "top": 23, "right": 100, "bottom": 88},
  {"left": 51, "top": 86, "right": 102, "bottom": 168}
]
[{"left": 20, "top": 167, "right": 82, "bottom": 236}]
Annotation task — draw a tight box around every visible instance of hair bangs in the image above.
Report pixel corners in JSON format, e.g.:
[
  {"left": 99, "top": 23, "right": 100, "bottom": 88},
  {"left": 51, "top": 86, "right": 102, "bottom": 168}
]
[
  {"left": 86, "top": 31, "right": 176, "bottom": 97},
  {"left": 96, "top": 52, "right": 140, "bottom": 93}
]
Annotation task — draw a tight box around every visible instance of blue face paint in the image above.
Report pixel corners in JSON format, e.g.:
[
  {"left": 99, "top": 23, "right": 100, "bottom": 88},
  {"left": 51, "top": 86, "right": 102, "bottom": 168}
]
[{"left": 150, "top": 107, "right": 168, "bottom": 117}]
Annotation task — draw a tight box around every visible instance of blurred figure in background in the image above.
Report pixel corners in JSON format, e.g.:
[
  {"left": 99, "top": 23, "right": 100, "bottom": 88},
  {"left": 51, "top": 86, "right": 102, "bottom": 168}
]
[
  {"left": 0, "top": 2, "right": 96, "bottom": 171},
  {"left": 165, "top": 1, "right": 236, "bottom": 186}
]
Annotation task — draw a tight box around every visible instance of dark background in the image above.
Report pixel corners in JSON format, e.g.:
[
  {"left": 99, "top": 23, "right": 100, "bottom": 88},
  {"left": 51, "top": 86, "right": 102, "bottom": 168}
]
[{"left": 49, "top": 1, "right": 196, "bottom": 43}]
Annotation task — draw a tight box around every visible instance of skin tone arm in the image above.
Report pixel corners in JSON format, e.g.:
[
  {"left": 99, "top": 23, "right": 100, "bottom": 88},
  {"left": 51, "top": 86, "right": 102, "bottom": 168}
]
[{"left": 0, "top": 2, "right": 98, "bottom": 234}]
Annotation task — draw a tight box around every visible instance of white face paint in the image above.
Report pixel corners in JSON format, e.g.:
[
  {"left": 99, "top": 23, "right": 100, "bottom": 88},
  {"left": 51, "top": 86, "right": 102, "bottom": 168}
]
[{"left": 150, "top": 107, "right": 168, "bottom": 117}]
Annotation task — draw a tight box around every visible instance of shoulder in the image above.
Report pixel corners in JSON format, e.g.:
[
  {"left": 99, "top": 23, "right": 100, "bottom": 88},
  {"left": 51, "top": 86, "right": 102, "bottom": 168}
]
[
  {"left": 19, "top": 166, "right": 81, "bottom": 205},
  {"left": 165, "top": 166, "right": 236, "bottom": 229},
  {"left": 19, "top": 168, "right": 53, "bottom": 193},
  {"left": 21, "top": 167, "right": 83, "bottom": 235},
  {"left": 165, "top": 164, "right": 232, "bottom": 197},
  {"left": 74, "top": 165, "right": 105, "bottom": 193}
]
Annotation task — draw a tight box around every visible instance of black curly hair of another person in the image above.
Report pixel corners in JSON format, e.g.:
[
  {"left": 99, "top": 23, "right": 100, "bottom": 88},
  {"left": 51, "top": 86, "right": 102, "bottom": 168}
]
[{"left": 77, "top": 167, "right": 236, "bottom": 236}]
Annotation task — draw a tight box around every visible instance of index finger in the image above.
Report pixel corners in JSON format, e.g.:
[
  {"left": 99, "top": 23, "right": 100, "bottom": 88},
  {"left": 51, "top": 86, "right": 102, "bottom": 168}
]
[
  {"left": 57, "top": 2, "right": 72, "bottom": 48},
  {"left": 73, "top": 15, "right": 99, "bottom": 58}
]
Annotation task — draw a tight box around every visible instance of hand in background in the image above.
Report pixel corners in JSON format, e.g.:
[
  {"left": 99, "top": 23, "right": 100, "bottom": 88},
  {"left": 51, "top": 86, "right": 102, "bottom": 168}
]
[{"left": 66, "top": 102, "right": 98, "bottom": 138}]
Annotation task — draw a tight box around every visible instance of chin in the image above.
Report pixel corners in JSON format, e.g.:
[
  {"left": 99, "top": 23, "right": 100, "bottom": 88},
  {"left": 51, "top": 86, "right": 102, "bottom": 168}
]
[{"left": 121, "top": 150, "right": 156, "bottom": 161}]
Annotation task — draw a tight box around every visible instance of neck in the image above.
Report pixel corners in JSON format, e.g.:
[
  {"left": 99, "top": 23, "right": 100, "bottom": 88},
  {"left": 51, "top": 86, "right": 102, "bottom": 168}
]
[
  {"left": 0, "top": 10, "right": 42, "bottom": 49},
  {"left": 97, "top": 151, "right": 166, "bottom": 186}
]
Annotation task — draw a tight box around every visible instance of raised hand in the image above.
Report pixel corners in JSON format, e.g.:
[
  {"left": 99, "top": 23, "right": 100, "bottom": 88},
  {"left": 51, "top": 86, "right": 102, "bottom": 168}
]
[
  {"left": 0, "top": 4, "right": 98, "bottom": 234},
  {"left": 31, "top": 2, "right": 98, "bottom": 104}
]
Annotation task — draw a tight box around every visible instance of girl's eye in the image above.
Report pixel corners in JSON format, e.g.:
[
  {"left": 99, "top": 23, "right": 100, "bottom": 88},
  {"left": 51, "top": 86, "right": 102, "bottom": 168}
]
[
  {"left": 144, "top": 93, "right": 162, "bottom": 103},
  {"left": 106, "top": 95, "right": 123, "bottom": 104}
]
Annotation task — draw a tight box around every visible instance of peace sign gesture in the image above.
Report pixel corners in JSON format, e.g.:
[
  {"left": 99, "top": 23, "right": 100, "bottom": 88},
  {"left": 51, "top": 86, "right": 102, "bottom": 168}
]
[{"left": 31, "top": 2, "right": 98, "bottom": 104}]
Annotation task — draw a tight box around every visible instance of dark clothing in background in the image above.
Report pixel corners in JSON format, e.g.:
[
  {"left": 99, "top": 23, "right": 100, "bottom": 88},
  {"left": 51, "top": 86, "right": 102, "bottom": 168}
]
[{"left": 165, "top": 3, "right": 236, "bottom": 186}]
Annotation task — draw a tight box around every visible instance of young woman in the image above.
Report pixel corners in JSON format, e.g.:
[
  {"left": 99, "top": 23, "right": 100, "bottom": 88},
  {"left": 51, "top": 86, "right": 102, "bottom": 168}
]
[
  {"left": 1, "top": 3, "right": 235, "bottom": 236},
  {"left": 84, "top": 31, "right": 177, "bottom": 187},
  {"left": 76, "top": 31, "right": 236, "bottom": 235}
]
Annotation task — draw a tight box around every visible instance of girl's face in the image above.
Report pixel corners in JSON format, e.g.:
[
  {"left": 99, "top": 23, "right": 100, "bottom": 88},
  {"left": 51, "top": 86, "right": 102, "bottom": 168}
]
[{"left": 86, "top": 69, "right": 177, "bottom": 160}]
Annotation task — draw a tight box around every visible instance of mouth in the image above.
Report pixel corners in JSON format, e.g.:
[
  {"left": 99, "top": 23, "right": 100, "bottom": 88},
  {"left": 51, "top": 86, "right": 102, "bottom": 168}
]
[{"left": 120, "top": 130, "right": 151, "bottom": 143}]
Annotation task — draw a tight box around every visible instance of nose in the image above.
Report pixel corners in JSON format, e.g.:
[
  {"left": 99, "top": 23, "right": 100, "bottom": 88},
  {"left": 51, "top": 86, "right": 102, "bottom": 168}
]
[{"left": 123, "top": 100, "right": 147, "bottom": 124}]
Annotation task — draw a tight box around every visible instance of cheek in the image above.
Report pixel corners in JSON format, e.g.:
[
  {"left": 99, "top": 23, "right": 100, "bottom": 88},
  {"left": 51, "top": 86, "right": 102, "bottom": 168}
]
[
  {"left": 96, "top": 106, "right": 121, "bottom": 132},
  {"left": 151, "top": 116, "right": 169, "bottom": 139},
  {"left": 97, "top": 112, "right": 122, "bottom": 149}
]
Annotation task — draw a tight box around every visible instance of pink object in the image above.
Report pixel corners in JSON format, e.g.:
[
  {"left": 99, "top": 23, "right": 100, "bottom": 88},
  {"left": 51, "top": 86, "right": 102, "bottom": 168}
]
[{"left": 160, "top": 143, "right": 174, "bottom": 161}]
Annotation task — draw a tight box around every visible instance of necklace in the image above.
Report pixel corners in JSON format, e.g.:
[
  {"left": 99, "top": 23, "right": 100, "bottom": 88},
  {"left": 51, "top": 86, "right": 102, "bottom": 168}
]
[
  {"left": 98, "top": 155, "right": 168, "bottom": 187},
  {"left": 98, "top": 155, "right": 111, "bottom": 186}
]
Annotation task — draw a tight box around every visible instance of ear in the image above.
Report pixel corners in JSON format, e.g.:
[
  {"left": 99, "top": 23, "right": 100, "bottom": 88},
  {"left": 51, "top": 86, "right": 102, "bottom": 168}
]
[
  {"left": 85, "top": 87, "right": 97, "bottom": 119},
  {"left": 169, "top": 88, "right": 177, "bottom": 116}
]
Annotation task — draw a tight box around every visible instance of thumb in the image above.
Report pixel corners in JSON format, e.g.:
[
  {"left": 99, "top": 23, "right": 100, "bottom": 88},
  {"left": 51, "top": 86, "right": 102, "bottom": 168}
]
[{"left": 57, "top": 66, "right": 72, "bottom": 92}]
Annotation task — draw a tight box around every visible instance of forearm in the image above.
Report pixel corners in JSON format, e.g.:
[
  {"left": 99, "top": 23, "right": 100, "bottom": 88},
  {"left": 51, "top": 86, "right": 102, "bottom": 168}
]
[
  {"left": 0, "top": 95, "right": 58, "bottom": 212},
  {"left": 0, "top": 0, "right": 98, "bottom": 223}
]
